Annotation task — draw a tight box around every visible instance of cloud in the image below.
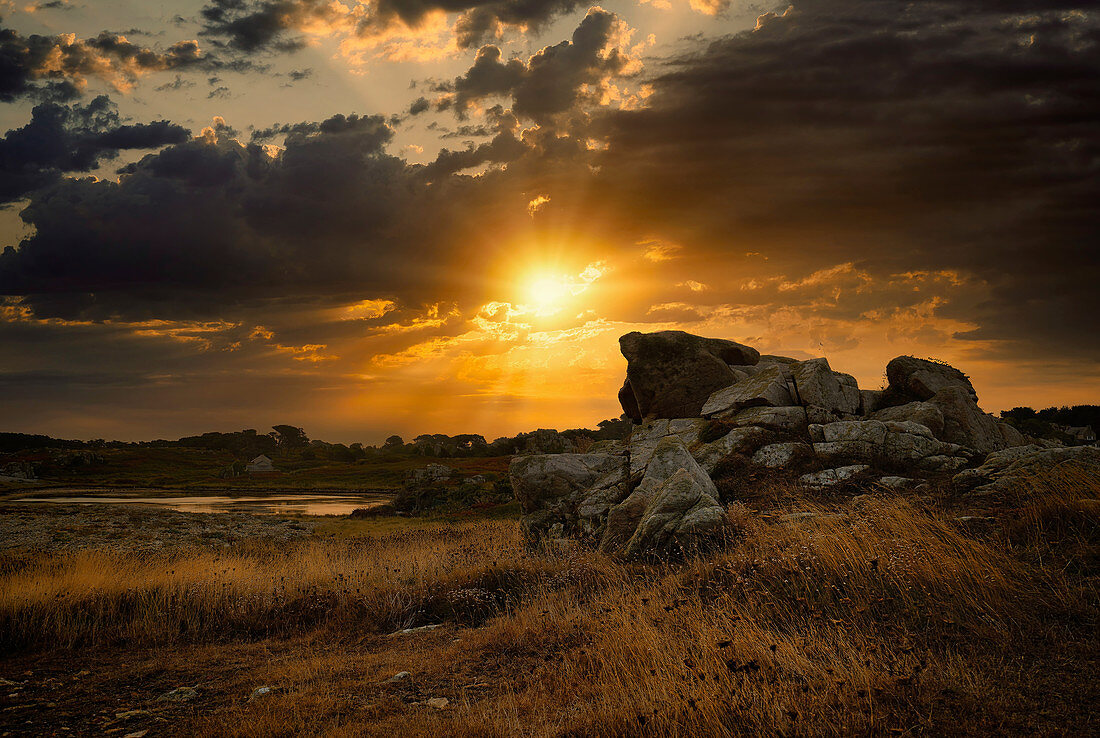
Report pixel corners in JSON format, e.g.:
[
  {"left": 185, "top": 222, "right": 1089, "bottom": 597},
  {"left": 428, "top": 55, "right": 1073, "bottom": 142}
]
[
  {"left": 198, "top": 0, "right": 587, "bottom": 59},
  {"left": 579, "top": 0, "right": 1100, "bottom": 358},
  {"left": 438, "top": 7, "right": 642, "bottom": 124},
  {"left": 0, "top": 108, "right": 530, "bottom": 322},
  {"left": 0, "top": 95, "right": 189, "bottom": 204},
  {"left": 0, "top": 27, "right": 251, "bottom": 101}
]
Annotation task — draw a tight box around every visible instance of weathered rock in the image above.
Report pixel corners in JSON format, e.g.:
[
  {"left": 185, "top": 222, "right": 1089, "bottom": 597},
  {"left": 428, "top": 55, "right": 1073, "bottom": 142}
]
[
  {"left": 404, "top": 464, "right": 455, "bottom": 487},
  {"left": 822, "top": 420, "right": 887, "bottom": 445},
  {"left": 726, "top": 405, "right": 809, "bottom": 435},
  {"left": 629, "top": 418, "right": 707, "bottom": 474},
  {"left": 860, "top": 389, "right": 887, "bottom": 415},
  {"left": 877, "top": 476, "right": 917, "bottom": 489},
  {"left": 954, "top": 445, "right": 1100, "bottom": 495},
  {"left": 248, "top": 686, "right": 283, "bottom": 702},
  {"left": 751, "top": 442, "right": 812, "bottom": 468},
  {"left": 158, "top": 687, "right": 198, "bottom": 703},
  {"left": 881, "top": 420, "right": 935, "bottom": 439},
  {"left": 870, "top": 402, "right": 945, "bottom": 437},
  {"left": 997, "top": 422, "right": 1027, "bottom": 448},
  {"left": 813, "top": 440, "right": 877, "bottom": 463},
  {"left": 929, "top": 386, "right": 1022, "bottom": 454},
  {"left": 618, "top": 379, "right": 641, "bottom": 422},
  {"left": 702, "top": 364, "right": 794, "bottom": 417},
  {"left": 811, "top": 418, "right": 959, "bottom": 466},
  {"left": 882, "top": 425, "right": 945, "bottom": 463},
  {"left": 600, "top": 436, "right": 717, "bottom": 555},
  {"left": 620, "top": 467, "right": 726, "bottom": 559},
  {"left": 511, "top": 453, "right": 626, "bottom": 541},
  {"left": 886, "top": 356, "right": 977, "bottom": 402},
  {"left": 799, "top": 465, "right": 870, "bottom": 488},
  {"left": 759, "top": 354, "right": 800, "bottom": 364},
  {"left": 692, "top": 426, "right": 777, "bottom": 473},
  {"left": 917, "top": 455, "right": 969, "bottom": 471},
  {"left": 383, "top": 672, "right": 411, "bottom": 684},
  {"left": 791, "top": 358, "right": 861, "bottom": 415},
  {"left": 618, "top": 331, "right": 760, "bottom": 420}
]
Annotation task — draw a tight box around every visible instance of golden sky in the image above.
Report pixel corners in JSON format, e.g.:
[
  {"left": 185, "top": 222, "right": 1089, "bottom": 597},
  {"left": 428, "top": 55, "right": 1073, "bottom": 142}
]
[{"left": 0, "top": 0, "right": 1097, "bottom": 443}]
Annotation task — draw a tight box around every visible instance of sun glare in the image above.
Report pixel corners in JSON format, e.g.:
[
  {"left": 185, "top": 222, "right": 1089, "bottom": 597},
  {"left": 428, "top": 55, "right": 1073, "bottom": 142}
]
[{"left": 526, "top": 273, "right": 570, "bottom": 311}]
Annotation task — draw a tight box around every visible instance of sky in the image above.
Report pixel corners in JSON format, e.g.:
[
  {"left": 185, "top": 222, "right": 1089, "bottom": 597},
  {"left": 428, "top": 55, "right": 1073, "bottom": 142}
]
[{"left": 0, "top": 0, "right": 1097, "bottom": 444}]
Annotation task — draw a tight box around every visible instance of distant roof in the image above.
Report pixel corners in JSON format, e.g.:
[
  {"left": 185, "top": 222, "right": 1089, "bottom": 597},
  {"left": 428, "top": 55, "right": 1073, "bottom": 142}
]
[{"left": 251, "top": 455, "right": 272, "bottom": 462}]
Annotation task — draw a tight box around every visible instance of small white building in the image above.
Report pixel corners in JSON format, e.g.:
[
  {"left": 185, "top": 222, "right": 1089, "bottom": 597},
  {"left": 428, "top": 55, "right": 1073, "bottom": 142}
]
[{"left": 246, "top": 454, "right": 276, "bottom": 472}]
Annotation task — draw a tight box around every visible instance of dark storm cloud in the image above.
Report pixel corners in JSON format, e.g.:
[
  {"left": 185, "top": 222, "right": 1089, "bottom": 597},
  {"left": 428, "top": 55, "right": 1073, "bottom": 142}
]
[
  {"left": 0, "top": 27, "right": 252, "bottom": 102},
  {"left": 0, "top": 95, "right": 189, "bottom": 204},
  {"left": 421, "top": 106, "right": 525, "bottom": 178},
  {"left": 0, "top": 110, "right": 525, "bottom": 320},
  {"left": 198, "top": 0, "right": 584, "bottom": 53},
  {"left": 578, "top": 0, "right": 1100, "bottom": 357},
  {"left": 441, "top": 8, "right": 636, "bottom": 122}
]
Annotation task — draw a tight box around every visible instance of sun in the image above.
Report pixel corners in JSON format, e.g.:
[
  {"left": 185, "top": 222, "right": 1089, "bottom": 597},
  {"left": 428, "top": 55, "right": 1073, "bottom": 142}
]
[{"left": 525, "top": 273, "right": 570, "bottom": 312}]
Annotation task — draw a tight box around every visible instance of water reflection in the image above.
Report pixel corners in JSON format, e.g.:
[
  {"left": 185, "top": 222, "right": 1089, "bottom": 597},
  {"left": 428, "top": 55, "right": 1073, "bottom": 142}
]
[{"left": 17, "top": 494, "right": 389, "bottom": 516}]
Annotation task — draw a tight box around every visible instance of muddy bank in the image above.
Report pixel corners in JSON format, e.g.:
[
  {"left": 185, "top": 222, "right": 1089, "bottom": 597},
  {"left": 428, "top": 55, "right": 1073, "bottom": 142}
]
[{"left": 0, "top": 503, "right": 318, "bottom": 554}]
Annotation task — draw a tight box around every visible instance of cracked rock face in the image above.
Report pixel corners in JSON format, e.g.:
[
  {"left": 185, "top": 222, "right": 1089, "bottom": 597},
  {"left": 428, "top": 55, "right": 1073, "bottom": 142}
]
[
  {"left": 620, "top": 467, "right": 726, "bottom": 559},
  {"left": 598, "top": 439, "right": 717, "bottom": 554},
  {"left": 511, "top": 453, "right": 627, "bottom": 542}
]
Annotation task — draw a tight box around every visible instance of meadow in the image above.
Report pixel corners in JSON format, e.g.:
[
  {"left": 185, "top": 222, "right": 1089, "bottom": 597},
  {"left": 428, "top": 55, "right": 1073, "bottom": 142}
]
[{"left": 0, "top": 466, "right": 1096, "bottom": 736}]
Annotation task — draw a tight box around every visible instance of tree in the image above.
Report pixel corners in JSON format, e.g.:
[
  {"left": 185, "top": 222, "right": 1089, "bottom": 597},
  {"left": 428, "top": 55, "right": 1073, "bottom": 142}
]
[
  {"left": 384, "top": 434, "right": 404, "bottom": 448},
  {"left": 272, "top": 425, "right": 309, "bottom": 449}
]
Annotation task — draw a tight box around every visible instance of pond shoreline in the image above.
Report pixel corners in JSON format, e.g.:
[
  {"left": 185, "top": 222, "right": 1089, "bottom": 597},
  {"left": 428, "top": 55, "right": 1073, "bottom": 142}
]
[{"left": 0, "top": 502, "right": 328, "bottom": 554}]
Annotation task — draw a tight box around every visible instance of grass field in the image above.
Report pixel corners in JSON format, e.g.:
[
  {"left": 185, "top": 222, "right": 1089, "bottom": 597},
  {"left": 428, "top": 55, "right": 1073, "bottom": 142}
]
[
  {"left": 2, "top": 447, "right": 513, "bottom": 494},
  {"left": 0, "top": 467, "right": 1096, "bottom": 736}
]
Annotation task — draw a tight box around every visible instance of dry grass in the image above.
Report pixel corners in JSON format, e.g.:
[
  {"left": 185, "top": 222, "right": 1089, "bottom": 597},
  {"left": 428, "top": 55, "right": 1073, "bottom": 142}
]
[{"left": 1, "top": 469, "right": 1098, "bottom": 736}]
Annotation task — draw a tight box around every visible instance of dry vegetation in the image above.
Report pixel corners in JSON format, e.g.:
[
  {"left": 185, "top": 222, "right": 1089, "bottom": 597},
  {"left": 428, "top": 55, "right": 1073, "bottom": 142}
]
[{"left": 1, "top": 468, "right": 1097, "bottom": 736}]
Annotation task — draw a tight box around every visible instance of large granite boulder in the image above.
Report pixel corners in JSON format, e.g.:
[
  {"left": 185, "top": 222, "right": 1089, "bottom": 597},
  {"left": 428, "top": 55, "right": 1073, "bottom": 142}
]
[
  {"left": 618, "top": 331, "right": 760, "bottom": 420},
  {"left": 692, "top": 426, "right": 777, "bottom": 473},
  {"left": 628, "top": 418, "right": 708, "bottom": 474},
  {"left": 808, "top": 419, "right": 967, "bottom": 469},
  {"left": 701, "top": 364, "right": 794, "bottom": 417},
  {"left": 511, "top": 453, "right": 626, "bottom": 541},
  {"left": 600, "top": 436, "right": 720, "bottom": 555},
  {"left": 870, "top": 402, "right": 945, "bottom": 437},
  {"left": 928, "top": 386, "right": 1024, "bottom": 454},
  {"left": 726, "top": 405, "right": 809, "bottom": 435},
  {"left": 791, "top": 358, "right": 861, "bottom": 416},
  {"left": 886, "top": 356, "right": 977, "bottom": 403},
  {"left": 954, "top": 445, "right": 1100, "bottom": 495},
  {"left": 620, "top": 468, "right": 727, "bottom": 559}
]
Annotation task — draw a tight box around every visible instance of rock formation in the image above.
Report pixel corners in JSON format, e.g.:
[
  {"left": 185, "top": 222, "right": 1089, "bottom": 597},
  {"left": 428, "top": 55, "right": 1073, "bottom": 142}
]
[{"left": 511, "top": 331, "right": 1087, "bottom": 558}]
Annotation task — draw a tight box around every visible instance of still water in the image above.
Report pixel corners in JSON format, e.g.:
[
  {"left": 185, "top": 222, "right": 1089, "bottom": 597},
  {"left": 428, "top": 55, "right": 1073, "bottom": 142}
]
[{"left": 16, "top": 493, "right": 389, "bottom": 516}]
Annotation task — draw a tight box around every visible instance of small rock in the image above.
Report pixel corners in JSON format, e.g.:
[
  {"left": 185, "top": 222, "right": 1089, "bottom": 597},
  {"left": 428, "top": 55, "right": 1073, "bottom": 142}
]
[
  {"left": 391, "top": 624, "right": 443, "bottom": 636},
  {"left": 114, "top": 710, "right": 151, "bottom": 720},
  {"left": 123, "top": 731, "right": 149, "bottom": 738},
  {"left": 383, "top": 672, "right": 411, "bottom": 684},
  {"left": 781, "top": 512, "right": 818, "bottom": 522},
  {"left": 247, "top": 686, "right": 281, "bottom": 702},
  {"left": 427, "top": 697, "right": 450, "bottom": 710},
  {"left": 157, "top": 686, "right": 198, "bottom": 703},
  {"left": 799, "top": 465, "right": 870, "bottom": 488}
]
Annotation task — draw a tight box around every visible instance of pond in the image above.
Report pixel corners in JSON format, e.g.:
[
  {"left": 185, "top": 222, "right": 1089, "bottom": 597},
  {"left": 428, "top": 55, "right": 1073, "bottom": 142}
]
[{"left": 14, "top": 492, "right": 391, "bottom": 516}]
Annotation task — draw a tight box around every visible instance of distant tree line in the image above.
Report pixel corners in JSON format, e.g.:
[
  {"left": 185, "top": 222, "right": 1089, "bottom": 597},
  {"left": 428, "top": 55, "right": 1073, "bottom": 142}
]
[
  {"left": 1000, "top": 405, "right": 1099, "bottom": 443},
  {"left": 0, "top": 417, "right": 633, "bottom": 460}
]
